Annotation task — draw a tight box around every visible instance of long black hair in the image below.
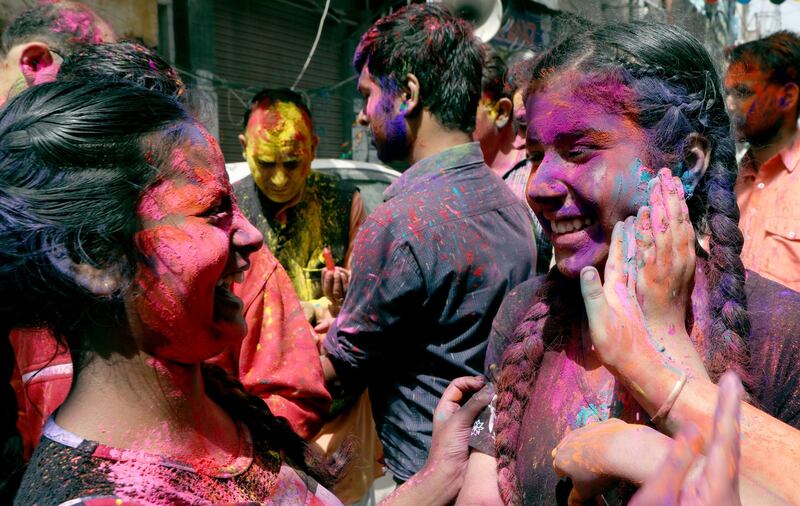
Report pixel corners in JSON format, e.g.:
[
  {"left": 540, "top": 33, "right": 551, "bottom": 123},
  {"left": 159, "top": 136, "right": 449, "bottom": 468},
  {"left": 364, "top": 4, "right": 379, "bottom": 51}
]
[
  {"left": 492, "top": 21, "right": 749, "bottom": 504},
  {"left": 0, "top": 80, "right": 344, "bottom": 491}
]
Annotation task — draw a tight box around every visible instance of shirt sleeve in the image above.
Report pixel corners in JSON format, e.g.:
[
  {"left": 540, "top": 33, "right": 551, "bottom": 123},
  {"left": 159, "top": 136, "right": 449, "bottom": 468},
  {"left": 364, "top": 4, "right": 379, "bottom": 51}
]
[
  {"left": 468, "top": 394, "right": 497, "bottom": 456},
  {"left": 323, "top": 219, "right": 425, "bottom": 390},
  {"left": 230, "top": 247, "right": 332, "bottom": 439},
  {"left": 484, "top": 278, "right": 542, "bottom": 383},
  {"left": 344, "top": 191, "right": 368, "bottom": 270}
]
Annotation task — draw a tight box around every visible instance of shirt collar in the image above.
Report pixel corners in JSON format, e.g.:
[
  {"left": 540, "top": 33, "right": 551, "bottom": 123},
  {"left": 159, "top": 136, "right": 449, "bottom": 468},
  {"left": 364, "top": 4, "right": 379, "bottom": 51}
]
[
  {"left": 742, "top": 130, "right": 800, "bottom": 177},
  {"left": 780, "top": 131, "right": 800, "bottom": 173},
  {"left": 383, "top": 142, "right": 484, "bottom": 201}
]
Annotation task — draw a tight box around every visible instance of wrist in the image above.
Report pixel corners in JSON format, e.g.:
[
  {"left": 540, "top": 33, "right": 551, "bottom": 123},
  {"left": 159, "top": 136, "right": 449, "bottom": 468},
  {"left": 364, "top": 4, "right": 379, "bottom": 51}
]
[{"left": 417, "top": 459, "right": 463, "bottom": 502}]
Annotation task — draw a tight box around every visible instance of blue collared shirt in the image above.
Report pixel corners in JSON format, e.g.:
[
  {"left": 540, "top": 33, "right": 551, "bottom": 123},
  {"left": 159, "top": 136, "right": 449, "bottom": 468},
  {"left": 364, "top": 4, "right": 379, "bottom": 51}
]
[{"left": 323, "top": 142, "right": 536, "bottom": 480}]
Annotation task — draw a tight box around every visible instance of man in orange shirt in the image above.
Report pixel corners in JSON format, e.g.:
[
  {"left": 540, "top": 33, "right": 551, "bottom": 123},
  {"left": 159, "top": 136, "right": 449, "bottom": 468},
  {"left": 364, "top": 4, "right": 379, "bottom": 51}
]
[{"left": 725, "top": 31, "right": 800, "bottom": 290}]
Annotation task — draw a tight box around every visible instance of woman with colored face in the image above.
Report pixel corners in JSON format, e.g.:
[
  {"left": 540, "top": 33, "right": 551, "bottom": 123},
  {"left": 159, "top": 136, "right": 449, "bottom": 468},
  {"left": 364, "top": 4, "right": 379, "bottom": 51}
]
[
  {"left": 2, "top": 80, "right": 493, "bottom": 506},
  {"left": 0, "top": 80, "right": 351, "bottom": 505},
  {"left": 458, "top": 22, "right": 800, "bottom": 505}
]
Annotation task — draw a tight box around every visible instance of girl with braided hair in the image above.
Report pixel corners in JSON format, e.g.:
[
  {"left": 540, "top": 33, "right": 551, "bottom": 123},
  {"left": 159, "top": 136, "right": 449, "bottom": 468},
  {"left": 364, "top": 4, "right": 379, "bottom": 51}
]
[
  {"left": 458, "top": 21, "right": 800, "bottom": 505},
  {"left": 2, "top": 79, "right": 490, "bottom": 505}
]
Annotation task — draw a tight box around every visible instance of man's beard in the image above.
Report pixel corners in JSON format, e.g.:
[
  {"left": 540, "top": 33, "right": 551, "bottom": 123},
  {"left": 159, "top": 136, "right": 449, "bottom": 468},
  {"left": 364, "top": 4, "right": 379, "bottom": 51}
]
[
  {"left": 373, "top": 115, "right": 410, "bottom": 163},
  {"left": 740, "top": 115, "right": 783, "bottom": 148}
]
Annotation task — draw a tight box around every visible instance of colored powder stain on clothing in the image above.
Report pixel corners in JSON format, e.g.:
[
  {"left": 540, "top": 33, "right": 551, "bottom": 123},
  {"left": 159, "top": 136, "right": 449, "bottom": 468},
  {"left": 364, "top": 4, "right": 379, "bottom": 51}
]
[
  {"left": 573, "top": 402, "right": 611, "bottom": 429},
  {"left": 234, "top": 172, "right": 356, "bottom": 301}
]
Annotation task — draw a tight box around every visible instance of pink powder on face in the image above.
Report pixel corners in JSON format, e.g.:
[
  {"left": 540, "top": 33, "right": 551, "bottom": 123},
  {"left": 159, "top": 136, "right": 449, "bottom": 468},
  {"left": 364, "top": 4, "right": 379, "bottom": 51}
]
[
  {"left": 526, "top": 71, "right": 650, "bottom": 277},
  {"left": 131, "top": 124, "right": 249, "bottom": 363}
]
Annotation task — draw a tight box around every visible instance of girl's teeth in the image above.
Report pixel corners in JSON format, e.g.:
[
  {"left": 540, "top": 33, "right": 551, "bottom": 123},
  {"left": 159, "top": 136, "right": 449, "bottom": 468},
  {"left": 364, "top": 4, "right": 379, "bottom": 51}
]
[{"left": 550, "top": 219, "right": 595, "bottom": 234}]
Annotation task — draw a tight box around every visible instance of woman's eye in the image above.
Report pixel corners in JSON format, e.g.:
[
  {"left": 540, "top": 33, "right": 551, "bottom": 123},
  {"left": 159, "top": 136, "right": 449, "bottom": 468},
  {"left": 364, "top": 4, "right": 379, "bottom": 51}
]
[
  {"left": 199, "top": 196, "right": 232, "bottom": 224},
  {"left": 528, "top": 151, "right": 544, "bottom": 163},
  {"left": 283, "top": 160, "right": 300, "bottom": 170},
  {"left": 565, "top": 146, "right": 598, "bottom": 162}
]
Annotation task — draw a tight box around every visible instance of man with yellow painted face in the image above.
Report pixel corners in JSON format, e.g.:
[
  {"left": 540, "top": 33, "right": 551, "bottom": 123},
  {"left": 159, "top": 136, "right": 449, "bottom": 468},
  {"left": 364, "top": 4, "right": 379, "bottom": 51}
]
[{"left": 235, "top": 88, "right": 367, "bottom": 307}]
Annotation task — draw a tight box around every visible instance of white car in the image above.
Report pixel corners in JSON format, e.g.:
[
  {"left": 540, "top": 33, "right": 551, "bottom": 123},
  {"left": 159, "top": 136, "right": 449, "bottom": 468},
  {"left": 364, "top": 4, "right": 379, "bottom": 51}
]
[{"left": 226, "top": 159, "right": 402, "bottom": 213}]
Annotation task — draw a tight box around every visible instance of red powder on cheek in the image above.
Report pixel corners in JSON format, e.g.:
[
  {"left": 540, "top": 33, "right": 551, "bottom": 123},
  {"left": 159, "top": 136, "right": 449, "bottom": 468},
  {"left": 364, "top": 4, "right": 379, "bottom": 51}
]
[{"left": 132, "top": 222, "right": 231, "bottom": 362}]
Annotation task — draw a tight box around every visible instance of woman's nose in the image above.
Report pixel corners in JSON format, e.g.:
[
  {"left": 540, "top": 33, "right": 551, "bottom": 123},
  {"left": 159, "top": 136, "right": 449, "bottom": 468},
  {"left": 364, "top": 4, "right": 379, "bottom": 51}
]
[
  {"left": 231, "top": 209, "right": 264, "bottom": 259},
  {"left": 526, "top": 153, "right": 569, "bottom": 206},
  {"left": 356, "top": 108, "right": 369, "bottom": 127}
]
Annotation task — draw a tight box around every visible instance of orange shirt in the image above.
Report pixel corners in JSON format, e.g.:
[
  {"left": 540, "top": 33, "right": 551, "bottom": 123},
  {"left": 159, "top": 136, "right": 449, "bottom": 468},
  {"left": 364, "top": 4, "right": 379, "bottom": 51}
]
[{"left": 736, "top": 131, "right": 800, "bottom": 291}]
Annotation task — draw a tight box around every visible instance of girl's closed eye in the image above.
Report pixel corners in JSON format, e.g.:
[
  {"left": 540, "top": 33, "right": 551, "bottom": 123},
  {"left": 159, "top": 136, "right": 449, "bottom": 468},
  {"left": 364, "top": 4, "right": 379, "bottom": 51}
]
[{"left": 199, "top": 195, "right": 233, "bottom": 224}]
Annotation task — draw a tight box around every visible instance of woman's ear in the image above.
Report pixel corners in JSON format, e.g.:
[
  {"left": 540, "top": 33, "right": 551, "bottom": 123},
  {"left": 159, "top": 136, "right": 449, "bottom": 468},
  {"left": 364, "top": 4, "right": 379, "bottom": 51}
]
[
  {"left": 680, "top": 132, "right": 711, "bottom": 196},
  {"left": 47, "top": 246, "right": 123, "bottom": 297}
]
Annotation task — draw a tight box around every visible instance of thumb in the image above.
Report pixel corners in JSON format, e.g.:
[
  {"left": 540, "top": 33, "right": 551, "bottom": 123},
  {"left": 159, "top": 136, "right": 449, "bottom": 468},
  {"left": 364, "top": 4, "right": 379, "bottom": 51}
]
[
  {"left": 580, "top": 266, "right": 608, "bottom": 324},
  {"left": 450, "top": 383, "right": 495, "bottom": 428}
]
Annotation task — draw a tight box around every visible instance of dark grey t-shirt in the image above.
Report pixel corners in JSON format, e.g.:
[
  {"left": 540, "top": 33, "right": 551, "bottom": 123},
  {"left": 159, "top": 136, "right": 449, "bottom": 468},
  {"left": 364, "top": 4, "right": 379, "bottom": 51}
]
[{"left": 471, "top": 270, "right": 800, "bottom": 505}]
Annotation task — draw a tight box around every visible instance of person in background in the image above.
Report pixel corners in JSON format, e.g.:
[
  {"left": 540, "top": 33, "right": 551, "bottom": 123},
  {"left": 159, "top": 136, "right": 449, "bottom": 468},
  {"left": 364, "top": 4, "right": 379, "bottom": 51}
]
[
  {"left": 235, "top": 91, "right": 385, "bottom": 505},
  {"left": 725, "top": 31, "right": 800, "bottom": 291},
  {"left": 0, "top": 1, "right": 115, "bottom": 106},
  {"left": 474, "top": 48, "right": 553, "bottom": 274},
  {"left": 473, "top": 47, "right": 523, "bottom": 181},
  {"left": 236, "top": 88, "right": 367, "bottom": 321},
  {"left": 322, "top": 3, "right": 536, "bottom": 484}
]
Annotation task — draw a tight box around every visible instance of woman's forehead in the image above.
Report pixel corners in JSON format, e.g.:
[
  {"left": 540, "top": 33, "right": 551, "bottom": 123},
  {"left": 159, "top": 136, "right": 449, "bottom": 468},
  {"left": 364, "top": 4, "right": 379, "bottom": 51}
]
[{"left": 526, "top": 71, "right": 637, "bottom": 144}]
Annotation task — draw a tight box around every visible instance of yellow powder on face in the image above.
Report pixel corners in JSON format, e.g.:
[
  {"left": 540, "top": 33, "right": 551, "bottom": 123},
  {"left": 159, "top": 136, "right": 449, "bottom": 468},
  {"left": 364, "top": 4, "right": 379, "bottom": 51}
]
[{"left": 244, "top": 101, "right": 314, "bottom": 203}]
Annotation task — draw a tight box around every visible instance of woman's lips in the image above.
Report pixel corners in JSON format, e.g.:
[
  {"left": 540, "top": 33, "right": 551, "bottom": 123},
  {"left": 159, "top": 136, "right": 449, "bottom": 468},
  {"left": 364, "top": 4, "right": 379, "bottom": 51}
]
[{"left": 550, "top": 217, "right": 596, "bottom": 235}]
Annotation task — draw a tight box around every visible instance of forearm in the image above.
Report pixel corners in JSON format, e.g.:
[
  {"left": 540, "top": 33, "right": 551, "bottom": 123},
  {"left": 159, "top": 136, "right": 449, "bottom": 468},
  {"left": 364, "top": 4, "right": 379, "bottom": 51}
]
[
  {"left": 623, "top": 364, "right": 800, "bottom": 503},
  {"left": 379, "top": 461, "right": 463, "bottom": 506},
  {"left": 671, "top": 378, "right": 800, "bottom": 503}
]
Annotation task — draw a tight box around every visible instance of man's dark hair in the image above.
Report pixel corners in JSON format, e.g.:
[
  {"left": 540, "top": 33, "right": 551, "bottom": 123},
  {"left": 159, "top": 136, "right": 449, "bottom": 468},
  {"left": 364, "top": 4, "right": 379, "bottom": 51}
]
[
  {"left": 1, "top": 1, "right": 109, "bottom": 57},
  {"left": 353, "top": 3, "right": 483, "bottom": 133},
  {"left": 505, "top": 49, "right": 537, "bottom": 95},
  {"left": 727, "top": 30, "right": 800, "bottom": 118},
  {"left": 481, "top": 45, "right": 509, "bottom": 102},
  {"left": 242, "top": 87, "right": 313, "bottom": 129},
  {"left": 58, "top": 42, "right": 186, "bottom": 101}
]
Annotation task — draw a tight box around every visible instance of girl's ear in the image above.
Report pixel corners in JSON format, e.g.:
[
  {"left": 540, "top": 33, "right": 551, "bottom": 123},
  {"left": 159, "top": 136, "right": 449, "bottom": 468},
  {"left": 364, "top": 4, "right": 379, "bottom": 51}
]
[
  {"left": 680, "top": 133, "right": 711, "bottom": 196},
  {"left": 47, "top": 246, "right": 123, "bottom": 296}
]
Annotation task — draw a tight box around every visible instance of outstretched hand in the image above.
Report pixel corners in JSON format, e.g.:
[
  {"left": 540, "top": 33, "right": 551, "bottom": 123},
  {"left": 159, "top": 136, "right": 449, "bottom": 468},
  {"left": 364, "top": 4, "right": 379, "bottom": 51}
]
[
  {"left": 630, "top": 371, "right": 743, "bottom": 506},
  {"left": 380, "top": 376, "right": 494, "bottom": 506}
]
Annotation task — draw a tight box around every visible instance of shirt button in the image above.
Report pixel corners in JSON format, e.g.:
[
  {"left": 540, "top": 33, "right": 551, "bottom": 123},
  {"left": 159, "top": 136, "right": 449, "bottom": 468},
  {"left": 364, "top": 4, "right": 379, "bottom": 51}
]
[{"left": 757, "top": 182, "right": 765, "bottom": 189}]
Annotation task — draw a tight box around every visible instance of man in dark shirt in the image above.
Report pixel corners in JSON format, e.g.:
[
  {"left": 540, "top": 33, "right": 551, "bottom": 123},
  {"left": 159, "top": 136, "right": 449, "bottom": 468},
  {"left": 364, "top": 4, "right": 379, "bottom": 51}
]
[{"left": 321, "top": 3, "right": 536, "bottom": 482}]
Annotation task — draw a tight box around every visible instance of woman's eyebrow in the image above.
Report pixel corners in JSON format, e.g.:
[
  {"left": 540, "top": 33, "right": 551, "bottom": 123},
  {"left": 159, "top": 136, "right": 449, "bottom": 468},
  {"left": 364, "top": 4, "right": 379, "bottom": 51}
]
[{"left": 552, "top": 129, "right": 614, "bottom": 146}]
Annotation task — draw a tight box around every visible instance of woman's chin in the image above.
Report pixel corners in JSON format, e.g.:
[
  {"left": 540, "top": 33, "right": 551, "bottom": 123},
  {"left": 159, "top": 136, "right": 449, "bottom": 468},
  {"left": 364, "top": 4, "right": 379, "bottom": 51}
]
[{"left": 554, "top": 249, "right": 608, "bottom": 279}]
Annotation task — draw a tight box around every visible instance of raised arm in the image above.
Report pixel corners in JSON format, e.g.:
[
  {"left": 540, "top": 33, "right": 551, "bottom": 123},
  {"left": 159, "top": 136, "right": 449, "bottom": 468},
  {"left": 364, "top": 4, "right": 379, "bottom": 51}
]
[{"left": 579, "top": 170, "right": 800, "bottom": 503}]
